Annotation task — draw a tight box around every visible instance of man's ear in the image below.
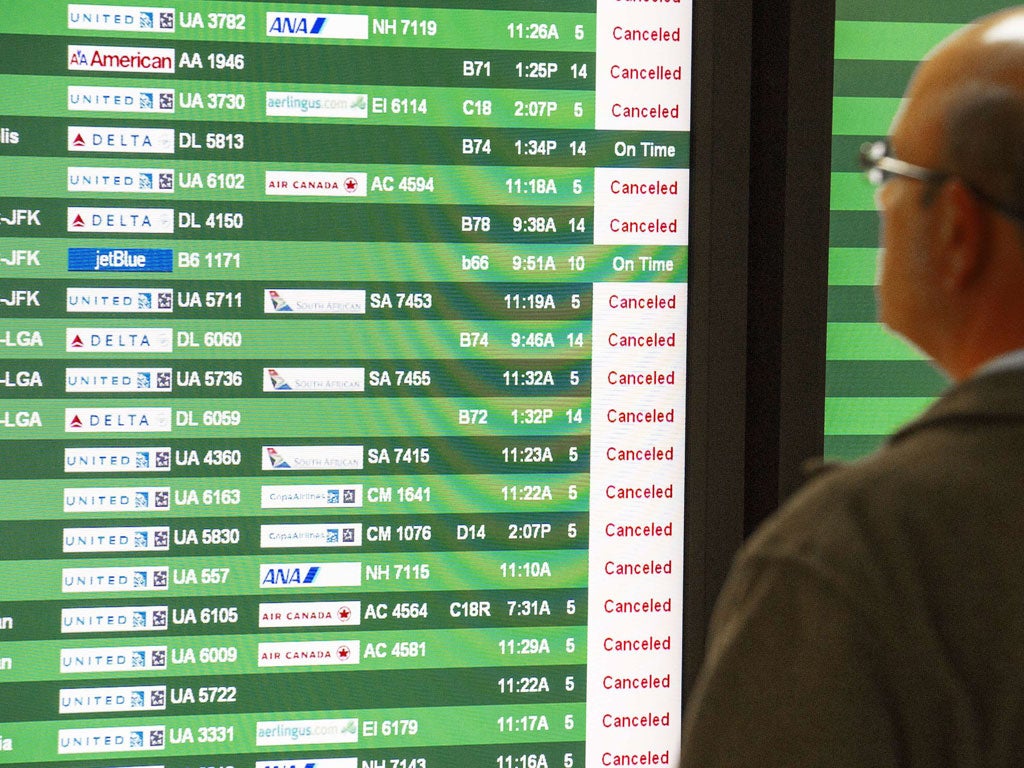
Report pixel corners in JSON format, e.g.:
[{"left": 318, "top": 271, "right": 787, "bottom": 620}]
[{"left": 933, "top": 179, "right": 989, "bottom": 292}]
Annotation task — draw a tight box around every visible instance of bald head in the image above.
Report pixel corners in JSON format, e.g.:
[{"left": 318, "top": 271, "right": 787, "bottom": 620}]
[{"left": 879, "top": 8, "right": 1024, "bottom": 381}]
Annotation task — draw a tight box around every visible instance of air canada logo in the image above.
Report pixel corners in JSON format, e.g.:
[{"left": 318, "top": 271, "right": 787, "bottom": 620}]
[{"left": 265, "top": 170, "right": 367, "bottom": 197}]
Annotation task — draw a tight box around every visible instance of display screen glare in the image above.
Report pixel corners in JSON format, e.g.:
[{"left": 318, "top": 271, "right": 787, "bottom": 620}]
[{"left": 0, "top": 2, "right": 691, "bottom": 767}]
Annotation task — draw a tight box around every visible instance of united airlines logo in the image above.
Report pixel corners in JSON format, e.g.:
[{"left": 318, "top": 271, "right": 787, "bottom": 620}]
[
  {"left": 263, "top": 289, "right": 366, "bottom": 314},
  {"left": 66, "top": 327, "right": 173, "bottom": 353},
  {"left": 260, "top": 523, "right": 362, "bottom": 549},
  {"left": 59, "top": 684, "right": 167, "bottom": 714},
  {"left": 259, "top": 562, "right": 361, "bottom": 588},
  {"left": 69, "top": 167, "right": 174, "bottom": 194},
  {"left": 68, "top": 247, "right": 174, "bottom": 273},
  {"left": 68, "top": 5, "right": 175, "bottom": 32},
  {"left": 264, "top": 368, "right": 365, "bottom": 393},
  {"left": 261, "top": 484, "right": 362, "bottom": 509},
  {"left": 258, "top": 640, "right": 360, "bottom": 668},
  {"left": 68, "top": 45, "right": 175, "bottom": 73},
  {"left": 62, "top": 566, "right": 169, "bottom": 593},
  {"left": 68, "top": 207, "right": 175, "bottom": 234},
  {"left": 67, "top": 287, "right": 173, "bottom": 313},
  {"left": 64, "top": 447, "right": 171, "bottom": 473},
  {"left": 66, "top": 368, "right": 173, "bottom": 393},
  {"left": 258, "top": 600, "right": 361, "bottom": 628},
  {"left": 63, "top": 526, "right": 170, "bottom": 552},
  {"left": 265, "top": 171, "right": 367, "bottom": 197},
  {"left": 68, "top": 126, "right": 175, "bottom": 154},
  {"left": 65, "top": 407, "right": 172, "bottom": 433},
  {"left": 60, "top": 605, "right": 168, "bottom": 633},
  {"left": 68, "top": 85, "right": 175, "bottom": 113},
  {"left": 262, "top": 446, "right": 364, "bottom": 471},
  {"left": 64, "top": 486, "right": 171, "bottom": 512},
  {"left": 60, "top": 645, "right": 167, "bottom": 673},
  {"left": 58, "top": 725, "right": 165, "bottom": 753},
  {"left": 266, "top": 12, "right": 369, "bottom": 39}
]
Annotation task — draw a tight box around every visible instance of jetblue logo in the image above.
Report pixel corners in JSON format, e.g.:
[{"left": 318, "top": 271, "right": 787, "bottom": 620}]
[
  {"left": 69, "top": 85, "right": 175, "bottom": 113},
  {"left": 68, "top": 5, "right": 175, "bottom": 32},
  {"left": 69, "top": 247, "right": 174, "bottom": 272},
  {"left": 266, "top": 12, "right": 369, "bottom": 39}
]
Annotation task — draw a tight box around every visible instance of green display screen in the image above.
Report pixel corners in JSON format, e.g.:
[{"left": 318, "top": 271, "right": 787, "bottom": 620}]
[
  {"left": 0, "top": 2, "right": 691, "bottom": 766},
  {"left": 826, "top": 0, "right": 1007, "bottom": 459}
]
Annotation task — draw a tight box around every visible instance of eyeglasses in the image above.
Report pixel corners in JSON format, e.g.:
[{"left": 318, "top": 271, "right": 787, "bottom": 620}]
[{"left": 859, "top": 138, "right": 1024, "bottom": 226}]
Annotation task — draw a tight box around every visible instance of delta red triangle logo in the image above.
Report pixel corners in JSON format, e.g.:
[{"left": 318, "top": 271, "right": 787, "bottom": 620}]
[
  {"left": 72, "top": 214, "right": 85, "bottom": 227},
  {"left": 72, "top": 133, "right": 85, "bottom": 147},
  {"left": 71, "top": 334, "right": 84, "bottom": 348},
  {"left": 69, "top": 414, "right": 83, "bottom": 429}
]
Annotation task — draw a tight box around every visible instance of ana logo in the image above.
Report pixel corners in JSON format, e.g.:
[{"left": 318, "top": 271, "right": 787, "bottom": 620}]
[
  {"left": 68, "top": 45, "right": 175, "bottom": 73},
  {"left": 259, "top": 562, "right": 361, "bottom": 589},
  {"left": 256, "top": 759, "right": 358, "bottom": 768},
  {"left": 67, "top": 207, "right": 175, "bottom": 234},
  {"left": 266, "top": 12, "right": 369, "bottom": 39},
  {"left": 68, "top": 247, "right": 174, "bottom": 273},
  {"left": 68, "top": 5, "right": 175, "bottom": 32},
  {"left": 69, "top": 85, "right": 175, "bottom": 113},
  {"left": 68, "top": 126, "right": 175, "bottom": 154}
]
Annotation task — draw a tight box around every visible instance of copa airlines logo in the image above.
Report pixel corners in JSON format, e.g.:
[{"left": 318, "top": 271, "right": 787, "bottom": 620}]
[
  {"left": 64, "top": 447, "right": 172, "bottom": 474},
  {"left": 69, "top": 5, "right": 174, "bottom": 32},
  {"left": 62, "top": 566, "right": 170, "bottom": 593},
  {"left": 255, "top": 718, "right": 358, "bottom": 747},
  {"left": 69, "top": 247, "right": 174, "bottom": 273},
  {"left": 256, "top": 759, "right": 357, "bottom": 768},
  {"left": 58, "top": 725, "right": 165, "bottom": 754},
  {"left": 69, "top": 85, "right": 175, "bottom": 113},
  {"left": 69, "top": 167, "right": 174, "bottom": 194},
  {"left": 69, "top": 126, "right": 175, "bottom": 154},
  {"left": 63, "top": 526, "right": 170, "bottom": 552},
  {"left": 258, "top": 600, "right": 361, "bottom": 628},
  {"left": 258, "top": 640, "right": 360, "bottom": 668},
  {"left": 64, "top": 486, "right": 171, "bottom": 512},
  {"left": 59, "top": 684, "right": 167, "bottom": 714},
  {"left": 67, "top": 287, "right": 174, "bottom": 313},
  {"left": 266, "top": 91, "right": 368, "bottom": 119},
  {"left": 266, "top": 12, "right": 368, "bottom": 39},
  {"left": 260, "top": 523, "right": 362, "bottom": 549},
  {"left": 67, "top": 328, "right": 174, "bottom": 353},
  {"left": 65, "top": 407, "right": 173, "bottom": 433},
  {"left": 264, "top": 368, "right": 364, "bottom": 393},
  {"left": 68, "top": 207, "right": 175, "bottom": 234},
  {"left": 265, "top": 171, "right": 367, "bottom": 197},
  {"left": 60, "top": 645, "right": 167, "bottom": 674},
  {"left": 264, "top": 290, "right": 366, "bottom": 314},
  {"left": 261, "top": 484, "right": 362, "bottom": 509},
  {"left": 263, "top": 446, "right": 364, "bottom": 471},
  {"left": 68, "top": 45, "right": 175, "bottom": 73},
  {"left": 61, "top": 605, "right": 168, "bottom": 634},
  {"left": 259, "top": 562, "right": 361, "bottom": 589},
  {"left": 66, "top": 368, "right": 173, "bottom": 393}
]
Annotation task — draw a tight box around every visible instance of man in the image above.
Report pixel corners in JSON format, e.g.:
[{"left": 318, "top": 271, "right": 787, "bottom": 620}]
[{"left": 680, "top": 8, "right": 1024, "bottom": 767}]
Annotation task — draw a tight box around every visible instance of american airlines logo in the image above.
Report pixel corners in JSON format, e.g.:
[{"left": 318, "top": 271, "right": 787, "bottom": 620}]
[{"left": 68, "top": 45, "right": 175, "bottom": 73}]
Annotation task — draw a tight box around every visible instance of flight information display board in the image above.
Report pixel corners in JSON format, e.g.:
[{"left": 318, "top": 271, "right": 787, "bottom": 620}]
[
  {"left": 826, "top": 0, "right": 1005, "bottom": 459},
  {"left": 0, "top": 2, "right": 690, "bottom": 767}
]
